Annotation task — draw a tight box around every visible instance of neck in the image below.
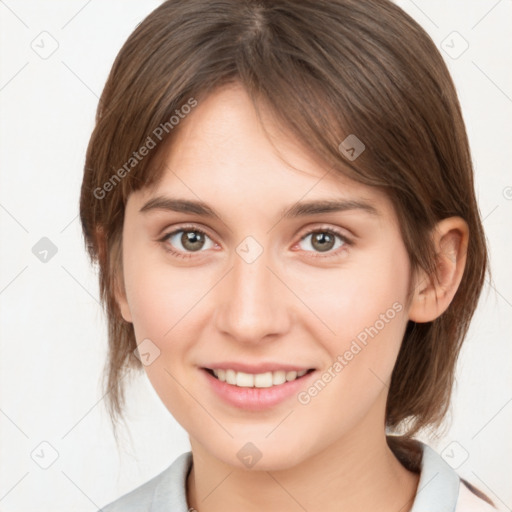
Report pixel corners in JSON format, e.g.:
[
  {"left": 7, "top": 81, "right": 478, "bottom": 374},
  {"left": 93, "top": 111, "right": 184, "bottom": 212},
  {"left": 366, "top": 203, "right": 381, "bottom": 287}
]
[{"left": 186, "top": 422, "right": 420, "bottom": 512}]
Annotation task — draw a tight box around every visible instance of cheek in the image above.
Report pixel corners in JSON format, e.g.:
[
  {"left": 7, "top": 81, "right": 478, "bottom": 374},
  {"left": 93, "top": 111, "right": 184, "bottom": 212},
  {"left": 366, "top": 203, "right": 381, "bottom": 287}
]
[
  {"left": 291, "top": 249, "right": 409, "bottom": 342},
  {"left": 122, "top": 247, "right": 212, "bottom": 414},
  {"left": 292, "top": 265, "right": 409, "bottom": 438},
  {"left": 292, "top": 243, "right": 410, "bottom": 387},
  {"left": 122, "top": 238, "right": 212, "bottom": 342},
  {"left": 122, "top": 249, "right": 223, "bottom": 410}
]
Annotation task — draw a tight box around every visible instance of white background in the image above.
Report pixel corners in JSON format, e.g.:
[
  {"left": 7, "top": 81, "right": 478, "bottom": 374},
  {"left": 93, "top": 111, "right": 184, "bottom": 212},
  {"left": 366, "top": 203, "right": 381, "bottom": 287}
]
[{"left": 0, "top": 1, "right": 511, "bottom": 511}]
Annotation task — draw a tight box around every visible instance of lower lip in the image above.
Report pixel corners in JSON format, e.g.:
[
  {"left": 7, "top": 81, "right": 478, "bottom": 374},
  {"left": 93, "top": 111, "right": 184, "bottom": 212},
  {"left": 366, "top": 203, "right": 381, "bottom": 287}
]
[{"left": 201, "top": 368, "right": 316, "bottom": 411}]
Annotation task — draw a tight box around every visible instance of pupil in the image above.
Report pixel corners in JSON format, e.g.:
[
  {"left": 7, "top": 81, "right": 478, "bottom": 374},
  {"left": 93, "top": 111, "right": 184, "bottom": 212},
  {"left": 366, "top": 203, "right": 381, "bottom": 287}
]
[
  {"left": 182, "top": 231, "right": 204, "bottom": 251},
  {"left": 313, "top": 232, "right": 334, "bottom": 252}
]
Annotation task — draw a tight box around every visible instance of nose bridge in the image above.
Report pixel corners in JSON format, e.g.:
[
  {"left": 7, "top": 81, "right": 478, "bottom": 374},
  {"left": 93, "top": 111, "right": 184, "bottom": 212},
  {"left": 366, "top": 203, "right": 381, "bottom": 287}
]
[{"left": 214, "top": 240, "right": 290, "bottom": 343}]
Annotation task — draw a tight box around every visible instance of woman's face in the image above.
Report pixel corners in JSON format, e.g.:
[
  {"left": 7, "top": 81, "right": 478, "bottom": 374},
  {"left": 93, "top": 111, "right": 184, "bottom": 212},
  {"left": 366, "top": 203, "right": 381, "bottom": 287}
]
[{"left": 117, "top": 83, "right": 413, "bottom": 470}]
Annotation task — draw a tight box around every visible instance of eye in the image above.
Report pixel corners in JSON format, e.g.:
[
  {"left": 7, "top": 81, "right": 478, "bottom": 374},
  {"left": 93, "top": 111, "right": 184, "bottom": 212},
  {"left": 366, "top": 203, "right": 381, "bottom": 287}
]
[
  {"left": 158, "top": 224, "right": 352, "bottom": 260},
  {"left": 159, "top": 226, "right": 216, "bottom": 258},
  {"left": 296, "top": 227, "right": 352, "bottom": 257}
]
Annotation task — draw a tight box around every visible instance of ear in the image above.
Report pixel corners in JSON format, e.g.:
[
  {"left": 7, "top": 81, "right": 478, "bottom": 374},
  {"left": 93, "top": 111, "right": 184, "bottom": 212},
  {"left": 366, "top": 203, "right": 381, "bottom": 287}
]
[
  {"left": 95, "top": 225, "right": 133, "bottom": 323},
  {"left": 113, "top": 267, "right": 133, "bottom": 324},
  {"left": 408, "top": 217, "right": 469, "bottom": 323}
]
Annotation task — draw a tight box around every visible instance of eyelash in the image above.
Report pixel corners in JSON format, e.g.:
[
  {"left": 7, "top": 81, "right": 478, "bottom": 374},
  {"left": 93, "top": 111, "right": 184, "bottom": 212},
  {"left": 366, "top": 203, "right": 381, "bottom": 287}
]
[{"left": 158, "top": 224, "right": 353, "bottom": 260}]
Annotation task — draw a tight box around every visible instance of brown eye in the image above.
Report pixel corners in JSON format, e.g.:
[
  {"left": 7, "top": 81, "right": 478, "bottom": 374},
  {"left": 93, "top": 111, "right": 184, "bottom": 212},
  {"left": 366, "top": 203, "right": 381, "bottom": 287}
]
[
  {"left": 162, "top": 228, "right": 215, "bottom": 254},
  {"left": 310, "top": 232, "right": 336, "bottom": 252},
  {"left": 180, "top": 231, "right": 206, "bottom": 251},
  {"left": 297, "top": 229, "right": 350, "bottom": 255}
]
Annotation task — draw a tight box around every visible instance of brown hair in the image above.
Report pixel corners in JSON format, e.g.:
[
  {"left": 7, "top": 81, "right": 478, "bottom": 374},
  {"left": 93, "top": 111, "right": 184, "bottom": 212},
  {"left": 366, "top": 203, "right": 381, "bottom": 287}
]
[{"left": 80, "top": 0, "right": 489, "bottom": 466}]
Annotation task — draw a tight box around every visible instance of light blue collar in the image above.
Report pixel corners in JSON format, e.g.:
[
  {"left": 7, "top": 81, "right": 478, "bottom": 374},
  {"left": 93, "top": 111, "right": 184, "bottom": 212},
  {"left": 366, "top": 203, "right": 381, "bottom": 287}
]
[
  {"left": 150, "top": 451, "right": 191, "bottom": 511},
  {"left": 409, "top": 442, "right": 460, "bottom": 512}
]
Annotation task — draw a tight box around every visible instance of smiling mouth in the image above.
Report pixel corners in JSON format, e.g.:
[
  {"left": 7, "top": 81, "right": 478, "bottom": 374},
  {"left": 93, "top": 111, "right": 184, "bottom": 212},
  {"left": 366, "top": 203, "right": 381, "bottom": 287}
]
[{"left": 203, "top": 368, "right": 315, "bottom": 388}]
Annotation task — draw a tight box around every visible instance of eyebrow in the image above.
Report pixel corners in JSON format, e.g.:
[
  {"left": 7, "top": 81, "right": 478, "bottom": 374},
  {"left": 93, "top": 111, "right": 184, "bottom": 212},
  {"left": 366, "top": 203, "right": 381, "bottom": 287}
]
[
  {"left": 281, "top": 198, "right": 379, "bottom": 218},
  {"left": 139, "top": 196, "right": 380, "bottom": 220}
]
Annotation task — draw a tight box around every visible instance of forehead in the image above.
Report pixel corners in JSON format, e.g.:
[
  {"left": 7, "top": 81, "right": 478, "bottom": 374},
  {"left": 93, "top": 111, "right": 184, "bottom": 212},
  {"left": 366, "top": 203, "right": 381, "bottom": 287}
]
[{"left": 135, "top": 83, "right": 394, "bottom": 221}]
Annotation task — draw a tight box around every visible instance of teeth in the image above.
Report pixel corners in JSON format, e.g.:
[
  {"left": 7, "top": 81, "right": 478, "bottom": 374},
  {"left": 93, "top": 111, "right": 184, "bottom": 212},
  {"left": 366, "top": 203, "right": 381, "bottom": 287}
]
[
  {"left": 211, "top": 368, "right": 309, "bottom": 387},
  {"left": 237, "top": 371, "right": 254, "bottom": 387},
  {"left": 226, "top": 369, "right": 236, "bottom": 385},
  {"left": 272, "top": 371, "right": 287, "bottom": 385},
  {"left": 286, "top": 371, "right": 297, "bottom": 381}
]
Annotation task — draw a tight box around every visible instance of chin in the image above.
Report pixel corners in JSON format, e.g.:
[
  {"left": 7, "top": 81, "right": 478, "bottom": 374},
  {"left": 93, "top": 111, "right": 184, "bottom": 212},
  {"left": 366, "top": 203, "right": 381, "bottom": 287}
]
[{"left": 201, "top": 435, "right": 315, "bottom": 472}]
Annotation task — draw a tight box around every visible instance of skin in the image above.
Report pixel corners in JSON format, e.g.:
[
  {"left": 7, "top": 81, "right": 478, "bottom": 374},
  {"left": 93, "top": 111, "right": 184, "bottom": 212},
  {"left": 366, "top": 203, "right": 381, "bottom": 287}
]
[{"left": 114, "top": 82, "right": 468, "bottom": 512}]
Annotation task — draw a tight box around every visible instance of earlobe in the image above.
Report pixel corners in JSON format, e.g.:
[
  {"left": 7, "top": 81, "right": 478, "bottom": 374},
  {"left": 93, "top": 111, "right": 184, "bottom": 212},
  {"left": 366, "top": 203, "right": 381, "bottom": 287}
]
[
  {"left": 113, "top": 271, "right": 133, "bottom": 323},
  {"left": 408, "top": 217, "right": 469, "bottom": 323}
]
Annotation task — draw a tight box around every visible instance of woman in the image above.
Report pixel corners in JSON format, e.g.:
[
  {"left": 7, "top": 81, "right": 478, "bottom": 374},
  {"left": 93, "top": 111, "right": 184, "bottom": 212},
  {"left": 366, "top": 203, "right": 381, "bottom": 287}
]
[{"left": 79, "top": 0, "right": 496, "bottom": 510}]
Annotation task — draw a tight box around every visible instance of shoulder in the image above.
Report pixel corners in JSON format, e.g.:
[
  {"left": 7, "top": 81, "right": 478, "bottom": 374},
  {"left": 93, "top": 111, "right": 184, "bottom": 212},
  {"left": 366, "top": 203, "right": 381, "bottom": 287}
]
[{"left": 98, "top": 451, "right": 193, "bottom": 512}]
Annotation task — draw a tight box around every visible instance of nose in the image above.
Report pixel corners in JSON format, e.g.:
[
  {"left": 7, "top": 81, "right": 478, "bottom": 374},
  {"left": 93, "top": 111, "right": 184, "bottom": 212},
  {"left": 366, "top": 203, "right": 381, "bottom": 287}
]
[{"left": 213, "top": 243, "right": 292, "bottom": 345}]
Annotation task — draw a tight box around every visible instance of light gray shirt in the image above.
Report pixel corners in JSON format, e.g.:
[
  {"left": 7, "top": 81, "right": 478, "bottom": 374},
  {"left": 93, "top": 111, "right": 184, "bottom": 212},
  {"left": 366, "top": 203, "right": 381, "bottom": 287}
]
[{"left": 99, "top": 441, "right": 497, "bottom": 511}]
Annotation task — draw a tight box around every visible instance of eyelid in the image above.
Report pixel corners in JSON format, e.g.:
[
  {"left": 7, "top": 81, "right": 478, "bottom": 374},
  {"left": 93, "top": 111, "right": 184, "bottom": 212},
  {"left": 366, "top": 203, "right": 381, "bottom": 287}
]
[
  {"left": 296, "top": 223, "right": 353, "bottom": 243},
  {"left": 158, "top": 222, "right": 216, "bottom": 242}
]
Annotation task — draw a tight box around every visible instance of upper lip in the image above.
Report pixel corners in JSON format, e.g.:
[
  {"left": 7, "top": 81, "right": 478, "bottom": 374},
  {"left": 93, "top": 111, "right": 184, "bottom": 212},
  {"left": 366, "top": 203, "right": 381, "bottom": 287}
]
[{"left": 202, "top": 362, "right": 315, "bottom": 373}]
